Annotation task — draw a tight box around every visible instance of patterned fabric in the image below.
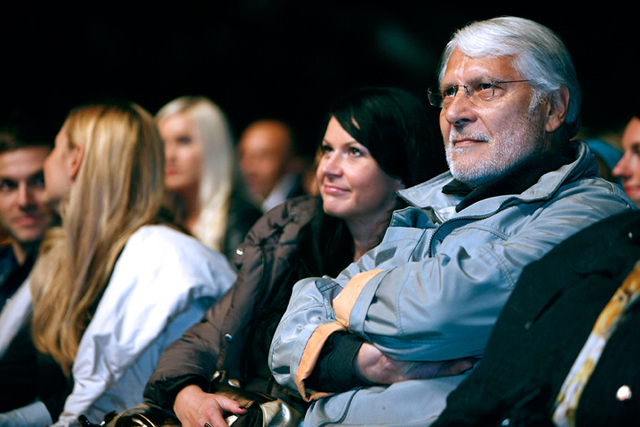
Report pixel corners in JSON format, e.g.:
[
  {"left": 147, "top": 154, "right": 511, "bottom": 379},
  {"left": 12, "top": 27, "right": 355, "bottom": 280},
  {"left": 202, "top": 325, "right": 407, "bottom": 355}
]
[{"left": 553, "top": 261, "right": 640, "bottom": 426}]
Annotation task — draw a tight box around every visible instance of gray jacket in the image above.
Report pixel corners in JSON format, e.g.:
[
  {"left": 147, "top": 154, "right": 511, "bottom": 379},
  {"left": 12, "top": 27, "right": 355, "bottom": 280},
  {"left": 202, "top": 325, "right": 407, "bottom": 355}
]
[{"left": 269, "top": 141, "right": 635, "bottom": 426}]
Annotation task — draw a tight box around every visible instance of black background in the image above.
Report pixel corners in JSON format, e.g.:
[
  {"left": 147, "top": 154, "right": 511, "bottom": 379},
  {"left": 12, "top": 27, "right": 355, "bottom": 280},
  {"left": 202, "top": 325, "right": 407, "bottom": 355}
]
[{"left": 2, "top": 1, "right": 638, "bottom": 156}]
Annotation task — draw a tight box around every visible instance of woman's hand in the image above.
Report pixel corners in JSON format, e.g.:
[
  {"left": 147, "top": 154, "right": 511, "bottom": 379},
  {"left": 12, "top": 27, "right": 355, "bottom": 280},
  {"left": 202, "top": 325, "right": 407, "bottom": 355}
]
[
  {"left": 174, "top": 385, "right": 247, "bottom": 427},
  {"left": 355, "top": 342, "right": 476, "bottom": 385}
]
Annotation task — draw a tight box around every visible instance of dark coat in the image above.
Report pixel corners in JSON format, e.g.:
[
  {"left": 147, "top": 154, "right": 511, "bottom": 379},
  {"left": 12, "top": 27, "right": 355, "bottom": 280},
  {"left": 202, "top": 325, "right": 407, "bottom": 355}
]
[
  {"left": 220, "top": 193, "right": 263, "bottom": 263},
  {"left": 433, "top": 209, "right": 640, "bottom": 426},
  {"left": 143, "top": 196, "right": 319, "bottom": 408}
]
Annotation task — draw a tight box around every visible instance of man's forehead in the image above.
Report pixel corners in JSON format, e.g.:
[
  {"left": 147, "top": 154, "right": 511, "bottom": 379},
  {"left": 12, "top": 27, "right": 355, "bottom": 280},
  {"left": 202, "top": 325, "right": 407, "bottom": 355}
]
[
  {"left": 240, "top": 134, "right": 291, "bottom": 157},
  {"left": 0, "top": 146, "right": 50, "bottom": 178},
  {"left": 442, "top": 49, "right": 521, "bottom": 84}
]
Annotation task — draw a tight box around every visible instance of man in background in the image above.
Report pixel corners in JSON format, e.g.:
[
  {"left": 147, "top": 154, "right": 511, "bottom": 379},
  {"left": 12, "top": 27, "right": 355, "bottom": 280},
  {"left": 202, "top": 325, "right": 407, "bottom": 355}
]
[
  {"left": 0, "top": 124, "right": 55, "bottom": 310},
  {"left": 237, "top": 119, "right": 307, "bottom": 212}
]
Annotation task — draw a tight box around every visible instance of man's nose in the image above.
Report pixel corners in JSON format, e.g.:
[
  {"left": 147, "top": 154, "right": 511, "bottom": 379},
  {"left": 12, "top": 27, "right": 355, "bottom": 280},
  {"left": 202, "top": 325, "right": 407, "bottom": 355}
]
[
  {"left": 443, "top": 90, "right": 477, "bottom": 127},
  {"left": 17, "top": 182, "right": 34, "bottom": 207}
]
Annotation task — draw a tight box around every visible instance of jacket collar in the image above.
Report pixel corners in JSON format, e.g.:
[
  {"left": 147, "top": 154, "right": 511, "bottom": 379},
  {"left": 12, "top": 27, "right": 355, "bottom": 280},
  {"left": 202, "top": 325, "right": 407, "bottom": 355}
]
[
  {"left": 399, "top": 140, "right": 597, "bottom": 213},
  {"left": 445, "top": 146, "right": 574, "bottom": 212}
]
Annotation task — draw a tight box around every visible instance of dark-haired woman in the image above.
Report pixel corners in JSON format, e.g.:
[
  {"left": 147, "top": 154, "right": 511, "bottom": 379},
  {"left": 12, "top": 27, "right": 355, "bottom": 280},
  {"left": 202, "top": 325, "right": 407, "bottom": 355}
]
[{"left": 143, "top": 87, "right": 447, "bottom": 427}]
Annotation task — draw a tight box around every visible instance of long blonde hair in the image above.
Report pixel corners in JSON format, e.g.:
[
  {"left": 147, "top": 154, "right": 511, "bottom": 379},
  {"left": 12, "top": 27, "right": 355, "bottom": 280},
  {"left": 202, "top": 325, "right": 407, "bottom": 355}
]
[
  {"left": 30, "top": 102, "right": 165, "bottom": 374},
  {"left": 156, "top": 96, "right": 239, "bottom": 252}
]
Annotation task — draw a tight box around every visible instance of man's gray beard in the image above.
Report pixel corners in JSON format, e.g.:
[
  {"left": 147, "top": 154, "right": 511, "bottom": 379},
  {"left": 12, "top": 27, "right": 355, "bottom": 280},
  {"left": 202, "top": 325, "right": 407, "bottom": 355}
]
[{"left": 445, "top": 107, "right": 547, "bottom": 187}]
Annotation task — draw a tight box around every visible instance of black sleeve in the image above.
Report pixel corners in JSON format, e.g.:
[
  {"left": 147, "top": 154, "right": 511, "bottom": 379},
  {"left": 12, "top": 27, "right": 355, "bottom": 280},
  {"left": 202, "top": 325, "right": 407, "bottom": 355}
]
[
  {"left": 38, "top": 352, "right": 74, "bottom": 421},
  {"left": 0, "top": 324, "right": 38, "bottom": 412},
  {"left": 305, "top": 331, "right": 372, "bottom": 393}
]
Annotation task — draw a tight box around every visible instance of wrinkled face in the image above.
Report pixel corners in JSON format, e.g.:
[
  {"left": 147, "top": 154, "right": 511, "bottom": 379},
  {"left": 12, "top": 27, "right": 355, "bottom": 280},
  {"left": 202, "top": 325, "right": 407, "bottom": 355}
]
[
  {"left": 612, "top": 117, "right": 640, "bottom": 206},
  {"left": 237, "top": 123, "right": 292, "bottom": 199},
  {"left": 43, "top": 125, "right": 76, "bottom": 213},
  {"left": 439, "top": 49, "right": 549, "bottom": 186},
  {"left": 316, "top": 117, "right": 402, "bottom": 224},
  {"left": 158, "top": 113, "right": 203, "bottom": 196},
  {"left": 0, "top": 146, "right": 54, "bottom": 247}
]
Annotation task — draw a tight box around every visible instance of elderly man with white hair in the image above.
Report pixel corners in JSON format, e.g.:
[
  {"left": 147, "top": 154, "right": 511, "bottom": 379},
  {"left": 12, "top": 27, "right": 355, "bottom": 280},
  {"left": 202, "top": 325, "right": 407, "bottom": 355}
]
[{"left": 269, "top": 16, "right": 635, "bottom": 426}]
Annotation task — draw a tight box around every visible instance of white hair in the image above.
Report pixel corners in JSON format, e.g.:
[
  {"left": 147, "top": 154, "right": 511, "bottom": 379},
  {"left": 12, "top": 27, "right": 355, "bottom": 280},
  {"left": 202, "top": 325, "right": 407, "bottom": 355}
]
[{"left": 438, "top": 16, "right": 581, "bottom": 138}]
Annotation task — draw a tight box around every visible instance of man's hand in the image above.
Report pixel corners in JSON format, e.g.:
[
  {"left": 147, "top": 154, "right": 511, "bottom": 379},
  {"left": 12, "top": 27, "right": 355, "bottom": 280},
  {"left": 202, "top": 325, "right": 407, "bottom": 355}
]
[
  {"left": 174, "top": 384, "right": 247, "bottom": 427},
  {"left": 355, "top": 342, "right": 476, "bottom": 385}
]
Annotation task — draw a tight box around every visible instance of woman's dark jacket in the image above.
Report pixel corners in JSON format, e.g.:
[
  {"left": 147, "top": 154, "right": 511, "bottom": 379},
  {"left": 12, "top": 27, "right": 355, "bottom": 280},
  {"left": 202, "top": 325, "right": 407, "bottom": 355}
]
[
  {"left": 432, "top": 209, "right": 640, "bottom": 427},
  {"left": 144, "top": 196, "right": 325, "bottom": 408}
]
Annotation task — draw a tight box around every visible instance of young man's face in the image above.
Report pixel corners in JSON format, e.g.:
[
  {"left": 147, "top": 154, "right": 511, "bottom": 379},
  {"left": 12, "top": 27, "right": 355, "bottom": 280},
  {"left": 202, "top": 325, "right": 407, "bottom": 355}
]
[{"left": 0, "top": 146, "right": 54, "bottom": 250}]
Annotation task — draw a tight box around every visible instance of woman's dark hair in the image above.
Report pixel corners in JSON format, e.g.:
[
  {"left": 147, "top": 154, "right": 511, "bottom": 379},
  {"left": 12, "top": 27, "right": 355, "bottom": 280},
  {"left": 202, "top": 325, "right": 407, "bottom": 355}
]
[
  {"left": 303, "top": 87, "right": 448, "bottom": 277},
  {"left": 327, "top": 86, "right": 447, "bottom": 187}
]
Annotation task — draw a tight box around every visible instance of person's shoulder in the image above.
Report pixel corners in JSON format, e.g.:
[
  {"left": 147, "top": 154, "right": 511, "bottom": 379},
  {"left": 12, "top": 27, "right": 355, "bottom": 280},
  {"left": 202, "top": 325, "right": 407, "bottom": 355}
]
[
  {"left": 237, "top": 195, "right": 318, "bottom": 253},
  {"left": 114, "top": 225, "right": 235, "bottom": 286},
  {"left": 284, "top": 194, "right": 319, "bottom": 213},
  {"left": 547, "top": 141, "right": 632, "bottom": 204},
  {"left": 259, "top": 195, "right": 318, "bottom": 230},
  {"left": 127, "top": 224, "right": 193, "bottom": 245},
  {"left": 555, "top": 172, "right": 633, "bottom": 207},
  {"left": 124, "top": 224, "right": 223, "bottom": 262}
]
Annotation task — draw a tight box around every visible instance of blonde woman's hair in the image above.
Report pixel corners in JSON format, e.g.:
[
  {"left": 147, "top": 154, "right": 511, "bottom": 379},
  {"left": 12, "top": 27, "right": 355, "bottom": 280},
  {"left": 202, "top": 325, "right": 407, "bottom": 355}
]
[
  {"left": 156, "top": 96, "right": 239, "bottom": 252},
  {"left": 30, "top": 102, "right": 165, "bottom": 374}
]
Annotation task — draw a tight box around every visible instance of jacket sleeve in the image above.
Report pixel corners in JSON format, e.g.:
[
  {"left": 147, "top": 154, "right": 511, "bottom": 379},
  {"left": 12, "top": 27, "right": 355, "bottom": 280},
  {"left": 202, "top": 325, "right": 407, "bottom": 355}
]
[
  {"left": 142, "top": 286, "right": 235, "bottom": 408},
  {"left": 269, "top": 183, "right": 634, "bottom": 398},
  {"left": 144, "top": 197, "right": 316, "bottom": 409},
  {"left": 353, "top": 186, "right": 633, "bottom": 362},
  {"left": 55, "top": 227, "right": 236, "bottom": 426},
  {"left": 144, "top": 213, "right": 272, "bottom": 409}
]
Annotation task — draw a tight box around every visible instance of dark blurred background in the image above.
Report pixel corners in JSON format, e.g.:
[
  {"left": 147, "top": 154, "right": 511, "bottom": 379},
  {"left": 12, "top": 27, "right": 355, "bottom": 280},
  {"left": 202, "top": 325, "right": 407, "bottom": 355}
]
[{"left": 2, "top": 1, "right": 637, "bottom": 157}]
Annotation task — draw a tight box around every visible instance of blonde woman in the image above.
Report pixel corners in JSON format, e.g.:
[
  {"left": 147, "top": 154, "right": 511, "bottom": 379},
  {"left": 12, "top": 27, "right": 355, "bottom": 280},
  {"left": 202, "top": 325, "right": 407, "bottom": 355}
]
[
  {"left": 0, "top": 103, "right": 235, "bottom": 426},
  {"left": 156, "top": 97, "right": 261, "bottom": 261}
]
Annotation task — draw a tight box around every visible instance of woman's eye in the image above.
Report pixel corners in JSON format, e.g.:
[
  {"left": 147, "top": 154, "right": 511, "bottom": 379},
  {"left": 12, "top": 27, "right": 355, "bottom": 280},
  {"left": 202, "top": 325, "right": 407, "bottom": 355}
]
[
  {"left": 349, "top": 147, "right": 362, "bottom": 156},
  {"left": 320, "top": 144, "right": 332, "bottom": 154},
  {"left": 177, "top": 137, "right": 192, "bottom": 144}
]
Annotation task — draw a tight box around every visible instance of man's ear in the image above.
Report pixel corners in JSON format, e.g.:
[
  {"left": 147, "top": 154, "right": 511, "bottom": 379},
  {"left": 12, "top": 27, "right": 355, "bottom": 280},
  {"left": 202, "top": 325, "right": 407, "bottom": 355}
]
[
  {"left": 67, "top": 144, "right": 85, "bottom": 181},
  {"left": 545, "top": 85, "right": 570, "bottom": 133}
]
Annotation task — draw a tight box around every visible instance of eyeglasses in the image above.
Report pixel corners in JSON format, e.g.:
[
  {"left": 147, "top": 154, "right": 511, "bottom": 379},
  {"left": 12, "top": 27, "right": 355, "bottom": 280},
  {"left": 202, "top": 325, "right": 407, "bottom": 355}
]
[{"left": 428, "top": 80, "right": 531, "bottom": 108}]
